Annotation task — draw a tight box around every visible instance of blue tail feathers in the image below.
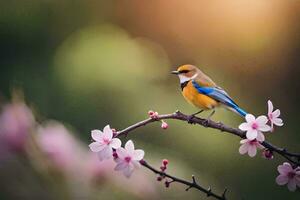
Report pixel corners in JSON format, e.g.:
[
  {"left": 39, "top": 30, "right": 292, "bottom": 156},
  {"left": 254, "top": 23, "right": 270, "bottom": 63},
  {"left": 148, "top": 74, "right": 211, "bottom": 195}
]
[{"left": 233, "top": 106, "right": 247, "bottom": 117}]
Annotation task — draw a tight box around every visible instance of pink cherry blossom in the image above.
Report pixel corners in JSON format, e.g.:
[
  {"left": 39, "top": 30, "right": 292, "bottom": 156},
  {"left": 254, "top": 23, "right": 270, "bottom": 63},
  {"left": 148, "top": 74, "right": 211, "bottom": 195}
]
[
  {"left": 115, "top": 140, "right": 144, "bottom": 178},
  {"left": 239, "top": 139, "right": 264, "bottom": 157},
  {"left": 267, "top": 100, "right": 283, "bottom": 131},
  {"left": 239, "top": 114, "right": 270, "bottom": 141},
  {"left": 276, "top": 162, "right": 300, "bottom": 191},
  {"left": 37, "top": 121, "right": 80, "bottom": 170},
  {"left": 0, "top": 102, "right": 34, "bottom": 152},
  {"left": 89, "top": 125, "right": 121, "bottom": 161},
  {"left": 161, "top": 120, "right": 168, "bottom": 129}
]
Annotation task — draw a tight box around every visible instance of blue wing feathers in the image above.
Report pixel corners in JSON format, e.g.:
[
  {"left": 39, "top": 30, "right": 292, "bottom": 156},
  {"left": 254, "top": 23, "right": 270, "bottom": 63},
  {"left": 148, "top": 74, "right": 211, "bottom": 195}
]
[{"left": 192, "top": 80, "right": 247, "bottom": 117}]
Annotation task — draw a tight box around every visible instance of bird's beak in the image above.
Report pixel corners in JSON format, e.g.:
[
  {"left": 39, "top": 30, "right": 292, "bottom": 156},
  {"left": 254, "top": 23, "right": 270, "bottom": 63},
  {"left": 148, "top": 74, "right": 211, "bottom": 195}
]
[{"left": 171, "top": 70, "right": 179, "bottom": 75}]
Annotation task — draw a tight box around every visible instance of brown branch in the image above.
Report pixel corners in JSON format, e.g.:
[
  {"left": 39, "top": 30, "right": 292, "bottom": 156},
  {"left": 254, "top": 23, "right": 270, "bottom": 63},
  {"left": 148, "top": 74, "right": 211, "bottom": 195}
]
[
  {"left": 140, "top": 160, "right": 227, "bottom": 200},
  {"left": 117, "top": 110, "right": 300, "bottom": 166},
  {"left": 114, "top": 110, "right": 300, "bottom": 199}
]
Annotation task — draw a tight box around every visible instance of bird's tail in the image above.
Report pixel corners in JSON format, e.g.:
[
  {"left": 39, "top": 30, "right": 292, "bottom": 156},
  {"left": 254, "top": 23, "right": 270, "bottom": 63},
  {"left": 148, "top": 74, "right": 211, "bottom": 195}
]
[{"left": 225, "top": 105, "right": 247, "bottom": 117}]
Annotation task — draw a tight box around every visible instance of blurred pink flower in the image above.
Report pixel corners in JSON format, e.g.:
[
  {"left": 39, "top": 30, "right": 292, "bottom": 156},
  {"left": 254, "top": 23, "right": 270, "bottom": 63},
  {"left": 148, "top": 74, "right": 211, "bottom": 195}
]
[
  {"left": 239, "top": 114, "right": 270, "bottom": 141},
  {"left": 37, "top": 121, "right": 79, "bottom": 170},
  {"left": 239, "top": 139, "right": 264, "bottom": 157},
  {"left": 0, "top": 102, "right": 34, "bottom": 152},
  {"left": 267, "top": 100, "right": 283, "bottom": 131},
  {"left": 85, "top": 152, "right": 116, "bottom": 182},
  {"left": 89, "top": 125, "right": 121, "bottom": 161},
  {"left": 276, "top": 162, "right": 300, "bottom": 191},
  {"left": 161, "top": 120, "right": 168, "bottom": 129},
  {"left": 85, "top": 152, "right": 157, "bottom": 198},
  {"left": 115, "top": 140, "right": 144, "bottom": 178}
]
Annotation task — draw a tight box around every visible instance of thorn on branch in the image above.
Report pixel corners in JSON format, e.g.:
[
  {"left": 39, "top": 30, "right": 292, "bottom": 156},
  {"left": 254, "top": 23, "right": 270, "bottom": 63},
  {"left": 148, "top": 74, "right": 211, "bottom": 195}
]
[
  {"left": 222, "top": 188, "right": 228, "bottom": 198},
  {"left": 185, "top": 186, "right": 192, "bottom": 191},
  {"left": 192, "top": 175, "right": 197, "bottom": 184},
  {"left": 207, "top": 187, "right": 212, "bottom": 197},
  {"left": 185, "top": 175, "right": 197, "bottom": 191}
]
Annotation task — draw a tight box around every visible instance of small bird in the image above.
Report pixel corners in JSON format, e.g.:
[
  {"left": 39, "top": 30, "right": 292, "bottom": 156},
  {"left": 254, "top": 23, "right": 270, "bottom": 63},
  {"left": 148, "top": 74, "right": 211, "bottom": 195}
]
[{"left": 171, "top": 64, "right": 247, "bottom": 121}]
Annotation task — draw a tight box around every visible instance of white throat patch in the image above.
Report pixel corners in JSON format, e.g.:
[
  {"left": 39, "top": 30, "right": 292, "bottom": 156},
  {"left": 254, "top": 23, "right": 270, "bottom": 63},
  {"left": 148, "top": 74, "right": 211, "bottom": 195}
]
[{"left": 178, "top": 73, "right": 198, "bottom": 83}]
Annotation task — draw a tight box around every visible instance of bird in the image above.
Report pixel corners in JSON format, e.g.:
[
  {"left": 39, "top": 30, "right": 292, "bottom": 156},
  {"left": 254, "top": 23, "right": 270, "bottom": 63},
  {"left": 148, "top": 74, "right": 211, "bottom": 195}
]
[{"left": 171, "top": 64, "right": 247, "bottom": 121}]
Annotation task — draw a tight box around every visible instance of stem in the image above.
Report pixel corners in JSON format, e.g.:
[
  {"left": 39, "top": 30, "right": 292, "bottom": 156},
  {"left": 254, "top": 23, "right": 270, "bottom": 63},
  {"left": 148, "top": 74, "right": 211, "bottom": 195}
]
[{"left": 140, "top": 160, "right": 227, "bottom": 200}]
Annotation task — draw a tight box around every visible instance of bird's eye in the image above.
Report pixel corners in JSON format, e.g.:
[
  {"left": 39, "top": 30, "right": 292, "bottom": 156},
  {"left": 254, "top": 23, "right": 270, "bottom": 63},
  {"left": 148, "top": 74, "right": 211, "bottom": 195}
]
[{"left": 179, "top": 70, "right": 190, "bottom": 74}]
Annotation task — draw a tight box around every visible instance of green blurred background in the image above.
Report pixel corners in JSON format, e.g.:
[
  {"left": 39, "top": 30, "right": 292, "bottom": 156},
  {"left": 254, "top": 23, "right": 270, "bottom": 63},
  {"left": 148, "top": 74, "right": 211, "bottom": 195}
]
[{"left": 0, "top": 0, "right": 299, "bottom": 199}]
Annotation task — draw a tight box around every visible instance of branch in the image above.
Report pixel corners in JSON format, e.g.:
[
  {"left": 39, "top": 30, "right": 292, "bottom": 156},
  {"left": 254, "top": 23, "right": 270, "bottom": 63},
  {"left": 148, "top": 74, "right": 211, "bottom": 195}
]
[
  {"left": 140, "top": 160, "right": 227, "bottom": 200},
  {"left": 117, "top": 110, "right": 300, "bottom": 166}
]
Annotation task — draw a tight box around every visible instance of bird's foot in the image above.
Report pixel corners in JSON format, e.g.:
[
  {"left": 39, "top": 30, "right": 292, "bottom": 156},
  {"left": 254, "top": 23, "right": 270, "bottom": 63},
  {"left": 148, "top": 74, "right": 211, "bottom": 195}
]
[{"left": 187, "top": 115, "right": 196, "bottom": 124}]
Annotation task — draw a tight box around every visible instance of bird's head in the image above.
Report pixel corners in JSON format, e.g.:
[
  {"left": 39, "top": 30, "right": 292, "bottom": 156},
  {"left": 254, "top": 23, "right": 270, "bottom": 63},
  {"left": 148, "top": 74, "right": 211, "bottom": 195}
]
[{"left": 171, "top": 64, "right": 199, "bottom": 83}]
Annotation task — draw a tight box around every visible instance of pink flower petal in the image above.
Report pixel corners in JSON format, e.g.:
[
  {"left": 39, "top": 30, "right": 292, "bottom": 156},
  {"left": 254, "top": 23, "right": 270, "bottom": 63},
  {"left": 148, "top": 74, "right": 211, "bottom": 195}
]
[
  {"left": 256, "top": 115, "right": 268, "bottom": 126},
  {"left": 259, "top": 124, "right": 271, "bottom": 132},
  {"left": 246, "top": 129, "right": 258, "bottom": 140},
  {"left": 123, "top": 163, "right": 134, "bottom": 178},
  {"left": 256, "top": 132, "right": 265, "bottom": 142},
  {"left": 240, "top": 139, "right": 248, "bottom": 144},
  {"left": 239, "top": 143, "right": 249, "bottom": 155},
  {"left": 91, "top": 130, "right": 103, "bottom": 142},
  {"left": 273, "top": 118, "right": 283, "bottom": 126},
  {"left": 273, "top": 109, "right": 281, "bottom": 118},
  {"left": 125, "top": 140, "right": 135, "bottom": 153},
  {"left": 248, "top": 145, "right": 257, "bottom": 157},
  {"left": 239, "top": 123, "right": 250, "bottom": 131},
  {"left": 268, "top": 100, "right": 273, "bottom": 114},
  {"left": 114, "top": 161, "right": 128, "bottom": 171},
  {"left": 278, "top": 163, "right": 293, "bottom": 175},
  {"left": 116, "top": 147, "right": 127, "bottom": 159},
  {"left": 132, "top": 160, "right": 141, "bottom": 169},
  {"left": 132, "top": 149, "right": 144, "bottom": 161},
  {"left": 245, "top": 114, "right": 255, "bottom": 123},
  {"left": 103, "top": 125, "right": 113, "bottom": 139},
  {"left": 257, "top": 143, "right": 264, "bottom": 150},
  {"left": 287, "top": 178, "right": 297, "bottom": 191},
  {"left": 110, "top": 138, "right": 121, "bottom": 149},
  {"left": 89, "top": 142, "right": 105, "bottom": 152},
  {"left": 97, "top": 146, "right": 112, "bottom": 161},
  {"left": 276, "top": 175, "right": 289, "bottom": 185}
]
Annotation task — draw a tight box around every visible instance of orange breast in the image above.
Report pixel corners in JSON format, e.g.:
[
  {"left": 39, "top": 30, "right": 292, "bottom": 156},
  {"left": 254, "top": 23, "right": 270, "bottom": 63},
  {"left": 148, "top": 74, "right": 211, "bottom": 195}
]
[{"left": 182, "top": 81, "right": 218, "bottom": 110}]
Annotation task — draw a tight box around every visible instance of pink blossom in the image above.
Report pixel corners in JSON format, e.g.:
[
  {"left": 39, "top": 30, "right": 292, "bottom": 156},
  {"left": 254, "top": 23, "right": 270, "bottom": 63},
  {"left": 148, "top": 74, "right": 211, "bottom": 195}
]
[
  {"left": 239, "top": 114, "right": 270, "bottom": 141},
  {"left": 161, "top": 120, "right": 168, "bottom": 129},
  {"left": 0, "top": 102, "right": 34, "bottom": 152},
  {"left": 239, "top": 139, "right": 264, "bottom": 157},
  {"left": 276, "top": 162, "right": 300, "bottom": 191},
  {"left": 89, "top": 125, "right": 121, "bottom": 161},
  {"left": 37, "top": 121, "right": 79, "bottom": 170},
  {"left": 267, "top": 100, "right": 283, "bottom": 131},
  {"left": 115, "top": 140, "right": 144, "bottom": 178}
]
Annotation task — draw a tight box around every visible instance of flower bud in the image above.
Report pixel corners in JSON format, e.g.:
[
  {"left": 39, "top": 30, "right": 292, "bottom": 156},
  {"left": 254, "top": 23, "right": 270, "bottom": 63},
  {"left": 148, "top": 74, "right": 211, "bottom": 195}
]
[
  {"left": 161, "top": 121, "right": 169, "bottom": 129},
  {"left": 148, "top": 110, "right": 159, "bottom": 119},
  {"left": 262, "top": 149, "right": 273, "bottom": 160},
  {"left": 162, "top": 159, "right": 169, "bottom": 166}
]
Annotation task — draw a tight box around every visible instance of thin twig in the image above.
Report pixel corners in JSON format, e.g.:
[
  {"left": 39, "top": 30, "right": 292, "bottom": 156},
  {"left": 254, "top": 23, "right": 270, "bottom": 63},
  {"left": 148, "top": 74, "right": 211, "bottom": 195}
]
[
  {"left": 117, "top": 110, "right": 300, "bottom": 166},
  {"left": 140, "top": 160, "right": 226, "bottom": 200}
]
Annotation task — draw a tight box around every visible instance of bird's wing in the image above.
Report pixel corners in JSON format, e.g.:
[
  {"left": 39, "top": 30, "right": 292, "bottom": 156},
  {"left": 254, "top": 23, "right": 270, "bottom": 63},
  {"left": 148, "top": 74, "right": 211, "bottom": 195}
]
[{"left": 192, "top": 80, "right": 239, "bottom": 108}]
